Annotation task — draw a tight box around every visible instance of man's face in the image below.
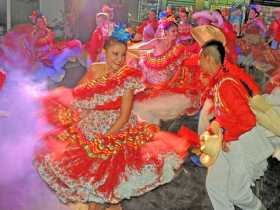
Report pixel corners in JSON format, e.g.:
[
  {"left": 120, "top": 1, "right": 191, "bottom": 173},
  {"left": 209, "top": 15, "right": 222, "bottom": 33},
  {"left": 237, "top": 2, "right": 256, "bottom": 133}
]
[{"left": 199, "top": 52, "right": 211, "bottom": 74}]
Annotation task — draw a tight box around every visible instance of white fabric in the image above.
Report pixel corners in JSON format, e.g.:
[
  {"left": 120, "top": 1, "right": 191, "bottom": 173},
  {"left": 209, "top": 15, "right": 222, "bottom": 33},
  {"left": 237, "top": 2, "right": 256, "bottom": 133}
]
[
  {"left": 133, "top": 93, "right": 192, "bottom": 125},
  {"left": 206, "top": 125, "right": 273, "bottom": 210}
]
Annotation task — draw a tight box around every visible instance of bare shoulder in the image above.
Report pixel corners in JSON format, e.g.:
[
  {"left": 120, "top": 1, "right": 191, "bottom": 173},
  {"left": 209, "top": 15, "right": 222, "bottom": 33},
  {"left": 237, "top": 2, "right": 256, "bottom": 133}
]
[{"left": 79, "top": 62, "right": 106, "bottom": 85}]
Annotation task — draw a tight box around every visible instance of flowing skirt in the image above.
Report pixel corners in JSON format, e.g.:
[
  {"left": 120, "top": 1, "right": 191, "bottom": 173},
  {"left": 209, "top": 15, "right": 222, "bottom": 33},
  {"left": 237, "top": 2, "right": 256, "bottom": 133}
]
[{"left": 34, "top": 88, "right": 190, "bottom": 204}]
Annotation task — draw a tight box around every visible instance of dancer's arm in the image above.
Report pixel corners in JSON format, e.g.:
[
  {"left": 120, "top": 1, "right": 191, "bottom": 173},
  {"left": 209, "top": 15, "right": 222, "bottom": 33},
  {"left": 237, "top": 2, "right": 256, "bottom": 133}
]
[
  {"left": 107, "top": 89, "right": 134, "bottom": 135},
  {"left": 128, "top": 38, "right": 163, "bottom": 50}
]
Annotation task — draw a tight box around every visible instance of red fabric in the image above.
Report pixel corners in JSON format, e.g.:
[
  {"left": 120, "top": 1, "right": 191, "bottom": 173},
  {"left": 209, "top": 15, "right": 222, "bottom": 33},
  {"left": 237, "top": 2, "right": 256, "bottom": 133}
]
[
  {"left": 212, "top": 70, "right": 256, "bottom": 142},
  {"left": 269, "top": 19, "right": 280, "bottom": 42},
  {"left": 0, "top": 70, "right": 6, "bottom": 90},
  {"left": 178, "top": 126, "right": 200, "bottom": 148},
  {"left": 222, "top": 21, "right": 238, "bottom": 64},
  {"left": 36, "top": 65, "right": 190, "bottom": 197},
  {"left": 85, "top": 27, "right": 105, "bottom": 62},
  {"left": 73, "top": 67, "right": 142, "bottom": 99},
  {"left": 34, "top": 28, "right": 55, "bottom": 48},
  {"left": 137, "top": 19, "right": 158, "bottom": 34},
  {"left": 224, "top": 60, "right": 261, "bottom": 95},
  {"left": 143, "top": 44, "right": 186, "bottom": 69},
  {"left": 266, "top": 69, "right": 280, "bottom": 93}
]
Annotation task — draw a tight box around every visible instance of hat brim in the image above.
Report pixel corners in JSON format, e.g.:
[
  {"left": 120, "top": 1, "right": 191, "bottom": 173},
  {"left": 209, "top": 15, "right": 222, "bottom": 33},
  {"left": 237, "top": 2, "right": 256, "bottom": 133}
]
[{"left": 191, "top": 25, "right": 226, "bottom": 47}]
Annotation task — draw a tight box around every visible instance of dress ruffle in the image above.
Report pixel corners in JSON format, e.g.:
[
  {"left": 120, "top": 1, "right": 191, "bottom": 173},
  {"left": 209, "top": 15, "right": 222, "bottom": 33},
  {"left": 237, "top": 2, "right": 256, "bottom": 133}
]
[{"left": 35, "top": 66, "right": 190, "bottom": 204}]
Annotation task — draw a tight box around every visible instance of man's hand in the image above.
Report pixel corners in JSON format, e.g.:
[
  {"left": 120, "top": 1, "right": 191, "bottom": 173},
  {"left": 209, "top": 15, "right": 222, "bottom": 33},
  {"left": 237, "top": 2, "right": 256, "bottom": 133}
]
[
  {"left": 209, "top": 121, "right": 223, "bottom": 138},
  {"left": 222, "top": 141, "right": 230, "bottom": 153}
]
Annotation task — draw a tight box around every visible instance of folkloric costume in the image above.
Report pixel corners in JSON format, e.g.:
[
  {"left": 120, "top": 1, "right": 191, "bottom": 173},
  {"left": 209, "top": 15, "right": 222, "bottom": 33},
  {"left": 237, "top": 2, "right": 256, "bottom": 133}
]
[
  {"left": 137, "top": 18, "right": 158, "bottom": 42},
  {"left": 198, "top": 65, "right": 275, "bottom": 210},
  {"left": 239, "top": 5, "right": 280, "bottom": 73},
  {"left": 189, "top": 27, "right": 280, "bottom": 210},
  {"left": 85, "top": 22, "right": 106, "bottom": 63},
  {"left": 269, "top": 8, "right": 280, "bottom": 50},
  {"left": 133, "top": 21, "right": 203, "bottom": 124},
  {"left": 0, "top": 23, "right": 35, "bottom": 71},
  {"left": 0, "top": 10, "right": 81, "bottom": 82},
  {"left": 190, "top": 25, "right": 260, "bottom": 133},
  {"left": 177, "top": 8, "right": 192, "bottom": 44},
  {"left": 30, "top": 11, "right": 82, "bottom": 82},
  {"left": 178, "top": 21, "right": 192, "bottom": 43},
  {"left": 34, "top": 26, "right": 190, "bottom": 204},
  {"left": 85, "top": 12, "right": 113, "bottom": 63},
  {"left": 266, "top": 69, "right": 280, "bottom": 94}
]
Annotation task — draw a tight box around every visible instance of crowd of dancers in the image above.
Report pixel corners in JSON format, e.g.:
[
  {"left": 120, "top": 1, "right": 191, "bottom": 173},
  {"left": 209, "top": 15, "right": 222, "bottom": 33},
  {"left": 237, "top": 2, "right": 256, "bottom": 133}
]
[{"left": 1, "top": 3, "right": 280, "bottom": 210}]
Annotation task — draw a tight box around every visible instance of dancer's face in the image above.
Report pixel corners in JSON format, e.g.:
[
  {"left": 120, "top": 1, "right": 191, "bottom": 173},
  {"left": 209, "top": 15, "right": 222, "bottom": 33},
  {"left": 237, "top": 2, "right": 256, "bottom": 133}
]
[
  {"left": 249, "top": 10, "right": 257, "bottom": 20},
  {"left": 36, "top": 17, "right": 47, "bottom": 29},
  {"left": 148, "top": 11, "right": 156, "bottom": 21},
  {"left": 165, "top": 25, "right": 178, "bottom": 42},
  {"left": 106, "top": 41, "right": 127, "bottom": 71},
  {"left": 179, "top": 12, "right": 188, "bottom": 23}
]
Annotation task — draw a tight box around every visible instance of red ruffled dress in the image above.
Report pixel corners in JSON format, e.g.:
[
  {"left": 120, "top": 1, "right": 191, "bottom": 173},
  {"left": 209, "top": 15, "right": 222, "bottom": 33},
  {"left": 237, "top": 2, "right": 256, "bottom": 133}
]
[
  {"left": 34, "top": 66, "right": 189, "bottom": 204},
  {"left": 133, "top": 44, "right": 203, "bottom": 124}
]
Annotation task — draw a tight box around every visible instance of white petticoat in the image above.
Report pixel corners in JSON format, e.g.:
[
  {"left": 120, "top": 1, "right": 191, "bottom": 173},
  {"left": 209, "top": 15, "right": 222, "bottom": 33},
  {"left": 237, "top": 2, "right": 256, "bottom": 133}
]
[{"left": 133, "top": 92, "right": 192, "bottom": 125}]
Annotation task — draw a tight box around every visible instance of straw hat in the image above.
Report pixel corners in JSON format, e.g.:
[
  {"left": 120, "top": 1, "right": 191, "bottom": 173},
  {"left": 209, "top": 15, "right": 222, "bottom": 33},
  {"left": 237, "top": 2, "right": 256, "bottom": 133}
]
[{"left": 191, "top": 25, "right": 226, "bottom": 47}]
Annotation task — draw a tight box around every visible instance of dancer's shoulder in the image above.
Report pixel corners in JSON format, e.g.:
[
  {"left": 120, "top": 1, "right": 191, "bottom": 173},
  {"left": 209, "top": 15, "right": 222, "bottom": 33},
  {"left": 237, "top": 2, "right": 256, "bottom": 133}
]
[{"left": 79, "top": 62, "right": 106, "bottom": 84}]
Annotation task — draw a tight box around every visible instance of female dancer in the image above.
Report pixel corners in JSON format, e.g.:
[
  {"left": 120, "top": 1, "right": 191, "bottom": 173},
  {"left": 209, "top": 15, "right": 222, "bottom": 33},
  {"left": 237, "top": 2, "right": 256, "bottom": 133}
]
[
  {"left": 0, "top": 11, "right": 81, "bottom": 82},
  {"left": 34, "top": 26, "right": 190, "bottom": 210},
  {"left": 239, "top": 5, "right": 279, "bottom": 73},
  {"left": 130, "top": 20, "right": 203, "bottom": 125},
  {"left": 30, "top": 11, "right": 82, "bottom": 82},
  {"left": 177, "top": 7, "right": 192, "bottom": 44},
  {"left": 85, "top": 12, "right": 112, "bottom": 63}
]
